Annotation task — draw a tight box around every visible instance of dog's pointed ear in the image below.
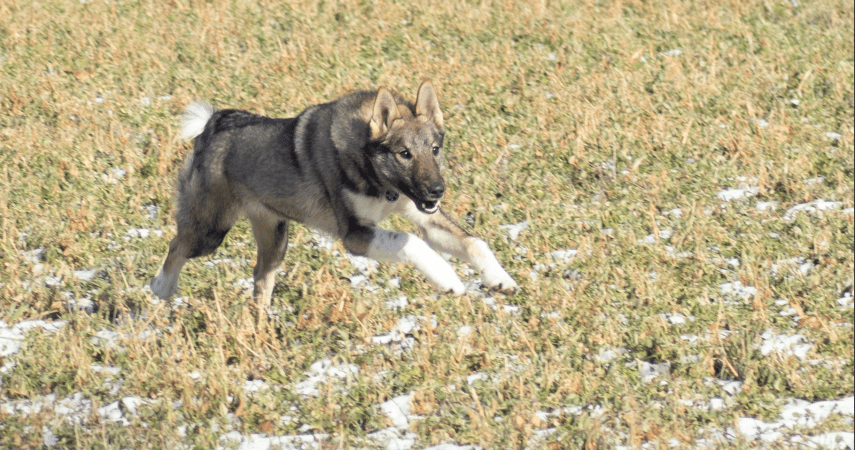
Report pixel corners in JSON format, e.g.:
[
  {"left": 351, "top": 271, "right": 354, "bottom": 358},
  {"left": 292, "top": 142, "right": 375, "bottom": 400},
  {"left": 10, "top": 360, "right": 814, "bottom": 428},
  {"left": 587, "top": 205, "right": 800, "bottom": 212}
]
[
  {"left": 415, "top": 80, "right": 443, "bottom": 128},
  {"left": 370, "top": 87, "right": 401, "bottom": 140}
]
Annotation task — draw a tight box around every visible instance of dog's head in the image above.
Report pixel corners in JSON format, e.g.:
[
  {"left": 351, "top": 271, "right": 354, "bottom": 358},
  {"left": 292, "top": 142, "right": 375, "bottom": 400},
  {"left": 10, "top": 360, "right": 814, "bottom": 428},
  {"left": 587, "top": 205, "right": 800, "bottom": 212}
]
[{"left": 369, "top": 80, "right": 446, "bottom": 214}]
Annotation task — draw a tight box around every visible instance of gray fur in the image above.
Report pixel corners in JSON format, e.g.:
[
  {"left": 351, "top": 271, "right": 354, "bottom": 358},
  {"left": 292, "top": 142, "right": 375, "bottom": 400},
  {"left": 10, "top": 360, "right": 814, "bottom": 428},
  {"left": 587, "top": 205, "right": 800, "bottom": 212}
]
[{"left": 151, "top": 81, "right": 517, "bottom": 309}]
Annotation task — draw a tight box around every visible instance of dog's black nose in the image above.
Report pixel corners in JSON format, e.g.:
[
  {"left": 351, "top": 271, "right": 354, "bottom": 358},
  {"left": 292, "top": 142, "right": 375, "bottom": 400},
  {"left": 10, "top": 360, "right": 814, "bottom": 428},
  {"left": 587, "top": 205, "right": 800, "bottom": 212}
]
[{"left": 427, "top": 181, "right": 445, "bottom": 199}]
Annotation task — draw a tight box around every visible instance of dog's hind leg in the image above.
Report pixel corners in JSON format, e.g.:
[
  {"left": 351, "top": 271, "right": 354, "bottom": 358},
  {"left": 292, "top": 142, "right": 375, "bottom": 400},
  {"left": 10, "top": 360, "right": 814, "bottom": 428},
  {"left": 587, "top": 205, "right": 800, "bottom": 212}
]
[
  {"left": 248, "top": 213, "right": 290, "bottom": 312},
  {"left": 151, "top": 191, "right": 238, "bottom": 299},
  {"left": 150, "top": 221, "right": 234, "bottom": 299},
  {"left": 150, "top": 236, "right": 190, "bottom": 299}
]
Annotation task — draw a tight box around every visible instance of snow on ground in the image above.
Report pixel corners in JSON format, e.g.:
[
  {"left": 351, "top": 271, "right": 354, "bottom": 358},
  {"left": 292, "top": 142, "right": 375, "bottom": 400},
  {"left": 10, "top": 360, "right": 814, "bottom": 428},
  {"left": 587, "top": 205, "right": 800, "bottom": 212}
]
[
  {"left": 292, "top": 359, "right": 359, "bottom": 398},
  {"left": 717, "top": 186, "right": 759, "bottom": 201},
  {"left": 0, "top": 320, "right": 67, "bottom": 357},
  {"left": 759, "top": 329, "right": 814, "bottom": 361},
  {"left": 737, "top": 397, "right": 854, "bottom": 448},
  {"left": 3, "top": 188, "right": 853, "bottom": 449},
  {"left": 2, "top": 300, "right": 852, "bottom": 450},
  {"left": 783, "top": 199, "right": 843, "bottom": 221},
  {"left": 499, "top": 221, "right": 528, "bottom": 241}
]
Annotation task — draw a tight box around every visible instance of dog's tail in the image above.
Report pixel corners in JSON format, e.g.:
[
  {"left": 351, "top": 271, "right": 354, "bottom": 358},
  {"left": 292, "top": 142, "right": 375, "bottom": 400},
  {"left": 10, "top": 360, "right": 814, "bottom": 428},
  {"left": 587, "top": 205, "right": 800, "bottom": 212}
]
[{"left": 179, "top": 101, "right": 214, "bottom": 141}]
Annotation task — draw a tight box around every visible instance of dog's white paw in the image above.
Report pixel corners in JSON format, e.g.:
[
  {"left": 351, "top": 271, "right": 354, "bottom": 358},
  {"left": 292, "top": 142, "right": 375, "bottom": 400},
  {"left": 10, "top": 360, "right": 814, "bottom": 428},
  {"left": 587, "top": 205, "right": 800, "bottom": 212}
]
[
  {"left": 482, "top": 268, "right": 518, "bottom": 293},
  {"left": 469, "top": 239, "right": 518, "bottom": 293},
  {"left": 150, "top": 270, "right": 177, "bottom": 300},
  {"left": 443, "top": 278, "right": 466, "bottom": 296},
  {"left": 422, "top": 260, "right": 465, "bottom": 295}
]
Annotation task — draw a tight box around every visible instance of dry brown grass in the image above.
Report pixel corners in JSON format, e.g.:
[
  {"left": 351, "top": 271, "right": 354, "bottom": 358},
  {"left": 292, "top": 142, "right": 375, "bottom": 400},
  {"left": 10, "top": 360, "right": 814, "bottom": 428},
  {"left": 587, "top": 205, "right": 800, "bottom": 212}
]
[{"left": 1, "top": 0, "right": 853, "bottom": 448}]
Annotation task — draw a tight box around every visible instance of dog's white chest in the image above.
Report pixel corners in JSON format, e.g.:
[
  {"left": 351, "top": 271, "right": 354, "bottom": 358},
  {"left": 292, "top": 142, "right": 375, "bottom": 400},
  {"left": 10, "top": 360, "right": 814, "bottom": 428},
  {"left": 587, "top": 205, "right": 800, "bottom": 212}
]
[{"left": 344, "top": 190, "right": 398, "bottom": 226}]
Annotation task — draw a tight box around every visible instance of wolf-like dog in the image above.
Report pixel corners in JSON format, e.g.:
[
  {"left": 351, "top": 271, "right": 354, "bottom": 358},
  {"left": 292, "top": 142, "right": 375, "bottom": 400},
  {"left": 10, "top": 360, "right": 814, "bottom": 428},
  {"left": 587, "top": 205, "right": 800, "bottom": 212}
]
[{"left": 150, "top": 80, "right": 518, "bottom": 308}]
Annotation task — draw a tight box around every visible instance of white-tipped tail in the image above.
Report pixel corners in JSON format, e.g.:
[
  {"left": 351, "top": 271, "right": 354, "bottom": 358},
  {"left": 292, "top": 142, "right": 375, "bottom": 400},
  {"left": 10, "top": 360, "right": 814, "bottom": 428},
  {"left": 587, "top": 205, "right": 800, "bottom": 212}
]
[{"left": 179, "top": 101, "right": 214, "bottom": 141}]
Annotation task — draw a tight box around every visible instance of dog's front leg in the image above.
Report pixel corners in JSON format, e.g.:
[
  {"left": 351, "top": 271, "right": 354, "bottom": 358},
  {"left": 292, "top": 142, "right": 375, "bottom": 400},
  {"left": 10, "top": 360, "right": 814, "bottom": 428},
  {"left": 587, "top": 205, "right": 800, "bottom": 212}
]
[
  {"left": 403, "top": 206, "right": 518, "bottom": 293},
  {"left": 343, "top": 226, "right": 465, "bottom": 295}
]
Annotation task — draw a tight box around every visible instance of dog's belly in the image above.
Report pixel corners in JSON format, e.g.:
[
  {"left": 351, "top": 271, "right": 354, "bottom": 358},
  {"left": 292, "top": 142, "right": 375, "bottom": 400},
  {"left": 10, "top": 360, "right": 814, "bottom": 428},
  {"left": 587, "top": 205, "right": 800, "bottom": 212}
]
[{"left": 236, "top": 185, "right": 339, "bottom": 234}]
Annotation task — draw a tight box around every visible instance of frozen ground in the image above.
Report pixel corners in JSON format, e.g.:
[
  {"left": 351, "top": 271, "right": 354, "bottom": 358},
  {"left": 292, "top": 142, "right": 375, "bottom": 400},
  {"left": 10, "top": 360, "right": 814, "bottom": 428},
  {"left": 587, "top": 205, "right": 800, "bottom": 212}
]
[{"left": 2, "top": 196, "right": 853, "bottom": 449}]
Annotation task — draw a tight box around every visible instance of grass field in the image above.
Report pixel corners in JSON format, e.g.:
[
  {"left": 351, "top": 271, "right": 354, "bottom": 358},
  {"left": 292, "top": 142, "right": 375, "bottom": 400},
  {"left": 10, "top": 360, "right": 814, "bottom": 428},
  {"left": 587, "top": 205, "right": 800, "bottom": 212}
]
[{"left": 1, "top": 0, "right": 853, "bottom": 448}]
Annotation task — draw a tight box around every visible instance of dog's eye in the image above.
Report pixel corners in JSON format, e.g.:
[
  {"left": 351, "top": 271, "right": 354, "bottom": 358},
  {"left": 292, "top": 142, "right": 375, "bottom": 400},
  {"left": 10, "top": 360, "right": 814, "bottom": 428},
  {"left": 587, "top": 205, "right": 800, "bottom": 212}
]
[
  {"left": 399, "top": 149, "right": 412, "bottom": 159},
  {"left": 432, "top": 145, "right": 440, "bottom": 155}
]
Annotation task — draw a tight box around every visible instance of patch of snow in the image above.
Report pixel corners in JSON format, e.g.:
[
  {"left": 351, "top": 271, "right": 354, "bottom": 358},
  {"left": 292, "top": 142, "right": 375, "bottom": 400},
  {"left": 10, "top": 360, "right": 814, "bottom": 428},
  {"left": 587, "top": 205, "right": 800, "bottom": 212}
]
[
  {"left": 756, "top": 201, "right": 778, "bottom": 211},
  {"left": 719, "top": 281, "right": 757, "bottom": 300},
  {"left": 759, "top": 329, "right": 813, "bottom": 361},
  {"left": 717, "top": 379, "right": 743, "bottom": 396},
  {"left": 381, "top": 394, "right": 414, "bottom": 429},
  {"left": 837, "top": 293, "right": 854, "bottom": 310},
  {"left": 349, "top": 274, "right": 368, "bottom": 287},
  {"left": 371, "top": 315, "right": 435, "bottom": 349},
  {"left": 122, "top": 396, "right": 142, "bottom": 416},
  {"left": 639, "top": 229, "right": 673, "bottom": 245},
  {"left": 664, "top": 246, "right": 692, "bottom": 258},
  {"left": 679, "top": 334, "right": 699, "bottom": 345},
  {"left": 499, "top": 221, "right": 528, "bottom": 241},
  {"left": 595, "top": 348, "right": 626, "bottom": 363},
  {"left": 640, "top": 361, "right": 671, "bottom": 383},
  {"left": 526, "top": 427, "right": 558, "bottom": 449},
  {"left": 98, "top": 401, "right": 128, "bottom": 425},
  {"left": 22, "top": 248, "right": 45, "bottom": 264},
  {"left": 243, "top": 379, "right": 267, "bottom": 393},
  {"left": 803, "top": 432, "right": 854, "bottom": 449},
  {"left": 104, "top": 167, "right": 126, "bottom": 184},
  {"left": 43, "top": 427, "right": 58, "bottom": 447},
  {"left": 217, "top": 431, "right": 328, "bottom": 450},
  {"left": 203, "top": 258, "right": 238, "bottom": 267},
  {"left": 466, "top": 372, "right": 490, "bottom": 385},
  {"left": 717, "top": 187, "right": 759, "bottom": 201},
  {"left": 663, "top": 208, "right": 683, "bottom": 218},
  {"left": 659, "top": 313, "right": 694, "bottom": 325},
  {"left": 123, "top": 228, "right": 163, "bottom": 241},
  {"left": 424, "top": 444, "right": 483, "bottom": 450},
  {"left": 90, "top": 365, "right": 121, "bottom": 376},
  {"left": 681, "top": 397, "right": 728, "bottom": 412},
  {"left": 367, "top": 427, "right": 418, "bottom": 450},
  {"left": 772, "top": 256, "right": 815, "bottom": 278},
  {"left": 457, "top": 325, "right": 472, "bottom": 339},
  {"left": 141, "top": 204, "right": 158, "bottom": 219},
  {"left": 234, "top": 277, "right": 253, "bottom": 292},
  {"left": 293, "top": 359, "right": 359, "bottom": 397},
  {"left": 783, "top": 199, "right": 842, "bottom": 221},
  {"left": 346, "top": 252, "right": 378, "bottom": 275},
  {"left": 384, "top": 296, "right": 408, "bottom": 310},
  {"left": 89, "top": 328, "right": 156, "bottom": 350},
  {"left": 550, "top": 248, "right": 577, "bottom": 262},
  {"left": 0, "top": 320, "right": 68, "bottom": 357},
  {"left": 73, "top": 269, "right": 98, "bottom": 281},
  {"left": 752, "top": 119, "right": 769, "bottom": 128},
  {"left": 737, "top": 396, "right": 854, "bottom": 447}
]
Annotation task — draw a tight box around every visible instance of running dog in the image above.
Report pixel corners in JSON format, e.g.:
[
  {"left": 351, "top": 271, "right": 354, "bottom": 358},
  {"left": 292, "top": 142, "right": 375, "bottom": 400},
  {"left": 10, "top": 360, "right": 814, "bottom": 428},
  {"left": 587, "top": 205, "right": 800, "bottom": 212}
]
[{"left": 150, "top": 81, "right": 518, "bottom": 308}]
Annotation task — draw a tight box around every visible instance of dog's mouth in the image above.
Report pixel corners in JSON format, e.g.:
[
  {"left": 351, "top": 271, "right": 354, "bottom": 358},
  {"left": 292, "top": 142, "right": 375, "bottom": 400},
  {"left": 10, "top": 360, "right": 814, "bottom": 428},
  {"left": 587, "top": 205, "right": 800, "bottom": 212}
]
[{"left": 417, "top": 199, "right": 440, "bottom": 214}]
